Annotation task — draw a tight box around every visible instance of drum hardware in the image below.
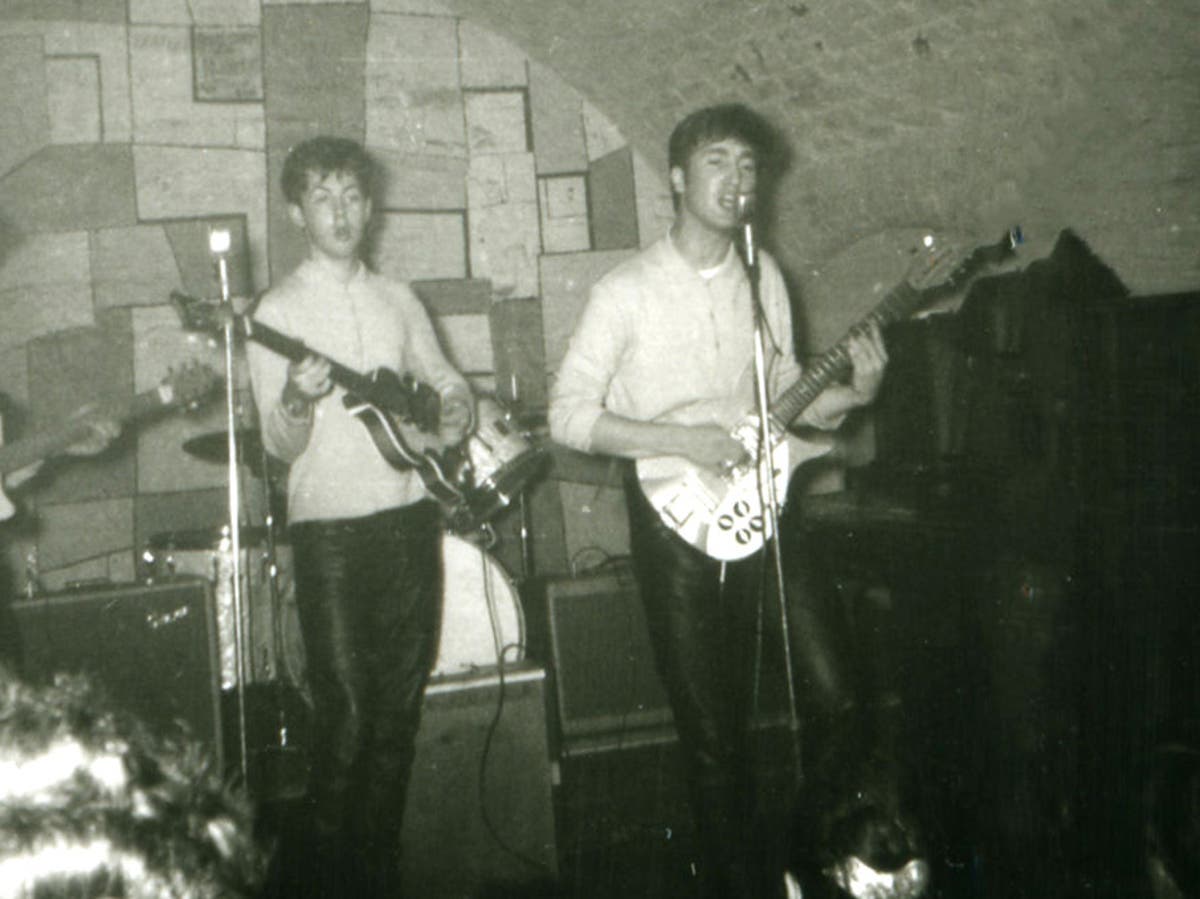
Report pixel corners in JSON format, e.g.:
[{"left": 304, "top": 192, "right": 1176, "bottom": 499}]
[{"left": 444, "top": 396, "right": 549, "bottom": 538}]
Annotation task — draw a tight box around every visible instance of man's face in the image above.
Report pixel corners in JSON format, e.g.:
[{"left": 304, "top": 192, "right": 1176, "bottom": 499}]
[
  {"left": 288, "top": 168, "right": 371, "bottom": 263},
  {"left": 670, "top": 136, "right": 757, "bottom": 234}
]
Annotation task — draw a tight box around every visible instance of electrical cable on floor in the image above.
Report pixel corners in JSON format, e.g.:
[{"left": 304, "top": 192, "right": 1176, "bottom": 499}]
[
  {"left": 473, "top": 541, "right": 552, "bottom": 877},
  {"left": 476, "top": 641, "right": 554, "bottom": 876}
]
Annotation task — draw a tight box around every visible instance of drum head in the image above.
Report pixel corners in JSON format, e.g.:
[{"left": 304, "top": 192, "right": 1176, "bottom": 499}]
[{"left": 433, "top": 534, "right": 524, "bottom": 678}]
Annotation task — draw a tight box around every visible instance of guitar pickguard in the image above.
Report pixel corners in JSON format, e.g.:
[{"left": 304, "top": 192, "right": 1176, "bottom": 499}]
[{"left": 637, "top": 425, "right": 833, "bottom": 561}]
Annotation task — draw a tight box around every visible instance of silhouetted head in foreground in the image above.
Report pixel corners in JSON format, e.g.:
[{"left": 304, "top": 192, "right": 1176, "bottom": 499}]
[{"left": 0, "top": 670, "right": 263, "bottom": 899}]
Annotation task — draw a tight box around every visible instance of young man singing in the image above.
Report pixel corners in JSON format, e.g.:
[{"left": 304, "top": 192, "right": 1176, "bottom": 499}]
[
  {"left": 247, "top": 136, "right": 472, "bottom": 898},
  {"left": 549, "top": 104, "right": 889, "bottom": 898}
]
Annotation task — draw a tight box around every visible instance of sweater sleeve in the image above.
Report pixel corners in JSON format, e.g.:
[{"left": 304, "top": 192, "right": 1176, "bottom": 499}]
[
  {"left": 548, "top": 278, "right": 630, "bottom": 452},
  {"left": 246, "top": 293, "right": 314, "bottom": 463},
  {"left": 393, "top": 284, "right": 472, "bottom": 409}
]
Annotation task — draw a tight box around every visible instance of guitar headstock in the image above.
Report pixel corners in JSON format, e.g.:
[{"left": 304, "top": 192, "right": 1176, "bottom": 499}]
[
  {"left": 170, "top": 290, "right": 234, "bottom": 335},
  {"left": 904, "top": 226, "right": 1024, "bottom": 298},
  {"left": 159, "top": 362, "right": 221, "bottom": 411}
]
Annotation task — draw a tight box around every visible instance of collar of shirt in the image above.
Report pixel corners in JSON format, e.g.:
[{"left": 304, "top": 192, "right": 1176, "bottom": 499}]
[
  {"left": 663, "top": 230, "right": 741, "bottom": 282},
  {"left": 294, "top": 255, "right": 369, "bottom": 293}
]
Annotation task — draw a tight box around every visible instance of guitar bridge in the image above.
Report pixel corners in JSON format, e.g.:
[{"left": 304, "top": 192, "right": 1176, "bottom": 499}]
[{"left": 661, "top": 492, "right": 695, "bottom": 529}]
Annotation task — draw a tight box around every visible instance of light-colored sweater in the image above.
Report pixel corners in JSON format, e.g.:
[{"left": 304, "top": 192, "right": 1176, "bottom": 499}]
[{"left": 247, "top": 257, "right": 469, "bottom": 523}]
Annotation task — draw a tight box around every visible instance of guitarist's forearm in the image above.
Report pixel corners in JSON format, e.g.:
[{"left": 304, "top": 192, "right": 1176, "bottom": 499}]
[
  {"left": 585, "top": 412, "right": 700, "bottom": 461},
  {"left": 257, "top": 387, "right": 315, "bottom": 464},
  {"left": 4, "top": 461, "right": 43, "bottom": 492}
]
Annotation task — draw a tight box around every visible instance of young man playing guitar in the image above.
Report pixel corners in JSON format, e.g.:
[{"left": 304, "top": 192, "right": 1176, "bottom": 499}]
[
  {"left": 246, "top": 136, "right": 472, "bottom": 899},
  {"left": 549, "top": 104, "right": 890, "bottom": 899}
]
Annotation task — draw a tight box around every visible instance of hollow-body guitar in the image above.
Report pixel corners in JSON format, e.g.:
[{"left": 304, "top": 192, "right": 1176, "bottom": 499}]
[
  {"left": 170, "top": 291, "right": 467, "bottom": 507},
  {"left": 170, "top": 292, "right": 549, "bottom": 533}
]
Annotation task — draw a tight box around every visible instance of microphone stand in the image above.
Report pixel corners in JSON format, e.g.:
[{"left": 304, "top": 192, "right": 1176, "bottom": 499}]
[
  {"left": 738, "top": 205, "right": 805, "bottom": 788},
  {"left": 210, "top": 228, "right": 249, "bottom": 788}
]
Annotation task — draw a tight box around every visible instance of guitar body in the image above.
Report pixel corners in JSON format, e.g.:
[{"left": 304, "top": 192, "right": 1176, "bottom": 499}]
[
  {"left": 637, "top": 420, "right": 833, "bottom": 561},
  {"left": 341, "top": 367, "right": 448, "bottom": 464},
  {"left": 343, "top": 387, "right": 467, "bottom": 510}
]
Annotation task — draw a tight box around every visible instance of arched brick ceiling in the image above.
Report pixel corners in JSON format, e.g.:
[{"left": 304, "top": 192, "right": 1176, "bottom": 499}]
[{"left": 443, "top": 0, "right": 1200, "bottom": 296}]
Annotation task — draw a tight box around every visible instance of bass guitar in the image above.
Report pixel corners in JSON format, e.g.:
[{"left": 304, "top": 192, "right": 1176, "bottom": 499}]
[
  {"left": 1, "top": 363, "right": 219, "bottom": 521},
  {"left": 170, "top": 292, "right": 548, "bottom": 532},
  {"left": 635, "top": 228, "right": 1023, "bottom": 561},
  {"left": 169, "top": 291, "right": 469, "bottom": 506}
]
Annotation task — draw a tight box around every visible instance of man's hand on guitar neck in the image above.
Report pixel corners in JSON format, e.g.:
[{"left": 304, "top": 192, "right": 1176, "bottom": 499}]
[
  {"left": 843, "top": 319, "right": 889, "bottom": 406},
  {"left": 282, "top": 354, "right": 333, "bottom": 418}
]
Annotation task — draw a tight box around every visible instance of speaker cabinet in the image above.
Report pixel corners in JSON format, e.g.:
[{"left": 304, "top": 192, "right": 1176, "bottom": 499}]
[
  {"left": 401, "top": 664, "right": 558, "bottom": 897},
  {"left": 546, "top": 564, "right": 673, "bottom": 754},
  {"left": 9, "top": 578, "right": 223, "bottom": 767}
]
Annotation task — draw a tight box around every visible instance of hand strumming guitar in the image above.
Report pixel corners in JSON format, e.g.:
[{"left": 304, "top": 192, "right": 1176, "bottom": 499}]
[
  {"left": 64, "top": 406, "right": 122, "bottom": 456},
  {"left": 679, "top": 423, "right": 749, "bottom": 475},
  {"left": 438, "top": 392, "right": 473, "bottom": 447},
  {"left": 4, "top": 406, "right": 121, "bottom": 493}
]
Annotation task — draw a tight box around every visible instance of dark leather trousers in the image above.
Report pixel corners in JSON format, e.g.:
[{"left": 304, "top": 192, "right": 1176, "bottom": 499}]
[
  {"left": 625, "top": 479, "right": 766, "bottom": 899},
  {"left": 289, "top": 502, "right": 442, "bottom": 898}
]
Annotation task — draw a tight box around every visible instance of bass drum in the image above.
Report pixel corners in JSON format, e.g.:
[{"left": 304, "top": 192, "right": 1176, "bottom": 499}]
[{"left": 433, "top": 533, "right": 525, "bottom": 678}]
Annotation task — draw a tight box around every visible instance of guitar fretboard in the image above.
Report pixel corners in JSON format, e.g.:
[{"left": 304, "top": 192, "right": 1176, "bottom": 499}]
[
  {"left": 239, "top": 318, "right": 379, "bottom": 399},
  {"left": 770, "top": 231, "right": 1017, "bottom": 429},
  {"left": 771, "top": 282, "right": 924, "bottom": 429}
]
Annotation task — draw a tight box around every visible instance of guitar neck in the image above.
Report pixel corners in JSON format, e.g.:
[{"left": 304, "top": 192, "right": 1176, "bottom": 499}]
[
  {"left": 239, "top": 317, "right": 377, "bottom": 397},
  {"left": 771, "top": 282, "right": 925, "bottom": 428},
  {"left": 0, "top": 389, "right": 161, "bottom": 476},
  {"left": 770, "top": 229, "right": 1020, "bottom": 428}
]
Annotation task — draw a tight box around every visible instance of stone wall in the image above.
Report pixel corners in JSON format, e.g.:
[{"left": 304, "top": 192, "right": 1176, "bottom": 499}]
[
  {"left": 2, "top": 0, "right": 1197, "bottom": 593},
  {"left": 0, "top": 0, "right": 665, "bottom": 591}
]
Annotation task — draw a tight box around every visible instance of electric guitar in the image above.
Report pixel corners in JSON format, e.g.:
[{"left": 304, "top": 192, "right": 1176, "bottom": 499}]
[
  {"left": 170, "top": 291, "right": 468, "bottom": 510},
  {"left": 636, "top": 228, "right": 1024, "bottom": 561},
  {"left": 0, "top": 363, "right": 220, "bottom": 521}
]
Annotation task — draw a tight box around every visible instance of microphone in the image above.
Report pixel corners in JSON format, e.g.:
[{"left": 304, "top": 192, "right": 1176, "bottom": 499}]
[
  {"left": 209, "top": 227, "right": 233, "bottom": 305},
  {"left": 736, "top": 193, "right": 756, "bottom": 270}
]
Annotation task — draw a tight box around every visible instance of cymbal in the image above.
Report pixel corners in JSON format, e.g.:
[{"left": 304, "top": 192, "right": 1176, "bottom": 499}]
[{"left": 183, "top": 429, "right": 266, "bottom": 471}]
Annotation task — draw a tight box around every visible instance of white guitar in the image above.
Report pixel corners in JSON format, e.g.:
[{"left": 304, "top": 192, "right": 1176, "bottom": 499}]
[
  {"left": 636, "top": 229, "right": 1023, "bottom": 560},
  {"left": 0, "top": 364, "right": 219, "bottom": 521}
]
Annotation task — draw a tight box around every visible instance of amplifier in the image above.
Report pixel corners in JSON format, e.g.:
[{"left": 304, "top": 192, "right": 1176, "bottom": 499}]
[
  {"left": 402, "top": 664, "right": 558, "bottom": 897},
  {"left": 545, "top": 563, "right": 674, "bottom": 754},
  {"left": 9, "top": 578, "right": 223, "bottom": 767}
]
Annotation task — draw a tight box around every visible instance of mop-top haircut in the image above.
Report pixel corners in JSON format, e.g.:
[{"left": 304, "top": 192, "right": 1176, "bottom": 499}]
[
  {"left": 667, "top": 102, "right": 779, "bottom": 175},
  {"left": 281, "top": 135, "right": 376, "bottom": 206},
  {"left": 0, "top": 672, "right": 263, "bottom": 899}
]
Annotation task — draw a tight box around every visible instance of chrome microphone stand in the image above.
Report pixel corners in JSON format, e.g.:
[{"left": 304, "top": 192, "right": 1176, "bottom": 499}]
[
  {"left": 210, "top": 227, "right": 249, "bottom": 787},
  {"left": 738, "top": 197, "right": 805, "bottom": 786}
]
